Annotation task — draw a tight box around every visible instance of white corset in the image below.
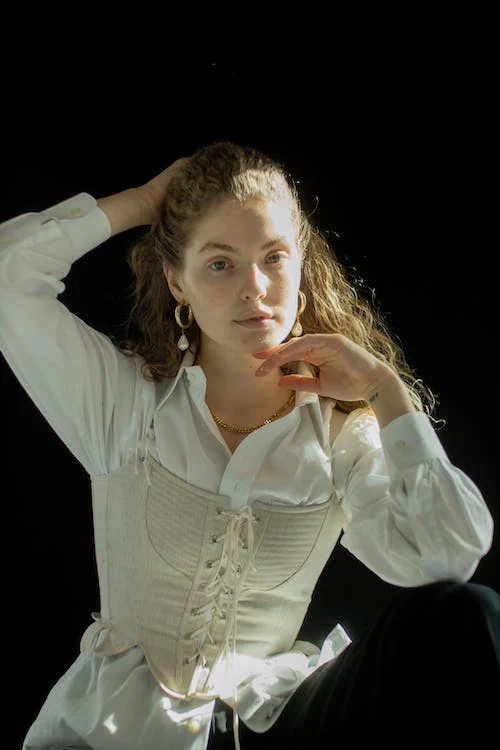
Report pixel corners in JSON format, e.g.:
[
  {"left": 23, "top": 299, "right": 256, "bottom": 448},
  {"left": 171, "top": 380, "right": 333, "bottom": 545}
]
[{"left": 80, "top": 451, "right": 346, "bottom": 702}]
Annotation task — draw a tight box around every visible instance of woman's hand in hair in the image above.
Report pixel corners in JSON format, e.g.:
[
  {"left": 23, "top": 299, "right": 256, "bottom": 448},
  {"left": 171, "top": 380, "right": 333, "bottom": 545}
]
[
  {"left": 138, "top": 157, "right": 191, "bottom": 225},
  {"left": 97, "top": 158, "right": 190, "bottom": 235}
]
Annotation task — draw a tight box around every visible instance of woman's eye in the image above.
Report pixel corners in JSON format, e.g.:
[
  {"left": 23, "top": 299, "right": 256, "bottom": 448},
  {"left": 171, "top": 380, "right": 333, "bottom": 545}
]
[
  {"left": 209, "top": 260, "right": 229, "bottom": 271},
  {"left": 268, "top": 253, "right": 284, "bottom": 264},
  {"left": 209, "top": 254, "right": 285, "bottom": 272}
]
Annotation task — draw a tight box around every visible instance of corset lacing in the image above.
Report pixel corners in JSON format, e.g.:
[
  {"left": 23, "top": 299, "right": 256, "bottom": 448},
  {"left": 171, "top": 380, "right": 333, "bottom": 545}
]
[{"left": 186, "top": 505, "right": 258, "bottom": 750}]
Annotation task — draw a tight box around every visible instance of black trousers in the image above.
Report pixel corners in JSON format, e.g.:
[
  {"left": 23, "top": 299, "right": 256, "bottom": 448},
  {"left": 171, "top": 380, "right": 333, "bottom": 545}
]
[{"left": 207, "top": 580, "right": 500, "bottom": 749}]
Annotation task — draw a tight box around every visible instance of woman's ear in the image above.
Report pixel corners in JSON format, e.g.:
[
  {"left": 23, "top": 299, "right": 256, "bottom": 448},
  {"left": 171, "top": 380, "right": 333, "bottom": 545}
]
[{"left": 162, "top": 261, "right": 184, "bottom": 301}]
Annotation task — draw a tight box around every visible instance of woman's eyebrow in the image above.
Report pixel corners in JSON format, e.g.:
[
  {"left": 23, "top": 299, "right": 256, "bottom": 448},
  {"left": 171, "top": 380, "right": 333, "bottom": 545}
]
[{"left": 198, "top": 236, "right": 288, "bottom": 254}]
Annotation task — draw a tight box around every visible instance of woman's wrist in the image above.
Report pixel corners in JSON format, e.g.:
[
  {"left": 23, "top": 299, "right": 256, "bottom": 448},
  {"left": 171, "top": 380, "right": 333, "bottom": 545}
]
[
  {"left": 362, "top": 367, "right": 416, "bottom": 428},
  {"left": 97, "top": 187, "right": 153, "bottom": 236}
]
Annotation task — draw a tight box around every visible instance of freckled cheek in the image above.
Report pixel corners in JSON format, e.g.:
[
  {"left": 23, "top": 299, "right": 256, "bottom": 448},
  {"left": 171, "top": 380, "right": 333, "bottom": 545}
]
[
  {"left": 278, "top": 279, "right": 296, "bottom": 301},
  {"left": 205, "top": 294, "right": 226, "bottom": 311},
  {"left": 193, "top": 286, "right": 231, "bottom": 321},
  {"left": 186, "top": 274, "right": 223, "bottom": 308}
]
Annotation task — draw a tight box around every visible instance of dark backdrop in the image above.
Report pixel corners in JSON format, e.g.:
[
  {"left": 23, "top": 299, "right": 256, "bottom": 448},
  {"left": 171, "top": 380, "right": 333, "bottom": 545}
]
[{"left": 2, "top": 43, "right": 498, "bottom": 748}]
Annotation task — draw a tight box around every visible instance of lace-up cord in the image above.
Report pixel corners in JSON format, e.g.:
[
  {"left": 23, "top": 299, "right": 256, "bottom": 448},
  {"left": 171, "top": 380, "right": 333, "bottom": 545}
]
[{"left": 198, "top": 506, "right": 258, "bottom": 750}]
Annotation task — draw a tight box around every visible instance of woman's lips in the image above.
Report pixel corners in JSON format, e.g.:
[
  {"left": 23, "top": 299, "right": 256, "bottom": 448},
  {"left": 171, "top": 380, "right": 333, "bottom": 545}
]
[{"left": 235, "top": 317, "right": 274, "bottom": 328}]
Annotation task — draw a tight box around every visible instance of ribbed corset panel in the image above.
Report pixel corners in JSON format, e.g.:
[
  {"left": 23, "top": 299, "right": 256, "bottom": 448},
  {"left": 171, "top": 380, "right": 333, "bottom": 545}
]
[{"left": 81, "top": 455, "right": 345, "bottom": 699}]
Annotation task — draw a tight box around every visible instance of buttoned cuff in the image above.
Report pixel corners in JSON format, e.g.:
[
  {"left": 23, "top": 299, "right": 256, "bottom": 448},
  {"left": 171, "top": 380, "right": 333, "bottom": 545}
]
[
  {"left": 39, "top": 193, "right": 112, "bottom": 261},
  {"left": 380, "top": 411, "right": 448, "bottom": 473},
  {"left": 1, "top": 193, "right": 112, "bottom": 263}
]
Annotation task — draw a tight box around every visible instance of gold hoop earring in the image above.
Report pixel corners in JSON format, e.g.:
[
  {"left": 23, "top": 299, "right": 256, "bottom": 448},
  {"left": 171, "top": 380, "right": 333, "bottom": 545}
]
[
  {"left": 291, "top": 290, "right": 307, "bottom": 337},
  {"left": 174, "top": 299, "right": 193, "bottom": 351}
]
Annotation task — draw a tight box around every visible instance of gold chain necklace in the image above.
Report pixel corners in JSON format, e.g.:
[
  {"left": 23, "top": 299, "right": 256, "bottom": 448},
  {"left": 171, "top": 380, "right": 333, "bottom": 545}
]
[
  {"left": 208, "top": 392, "right": 296, "bottom": 434},
  {"left": 193, "top": 354, "right": 296, "bottom": 433}
]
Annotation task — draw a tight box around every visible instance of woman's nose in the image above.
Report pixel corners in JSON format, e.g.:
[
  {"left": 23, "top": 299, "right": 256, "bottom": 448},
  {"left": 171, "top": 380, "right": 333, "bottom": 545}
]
[{"left": 240, "top": 264, "right": 269, "bottom": 298}]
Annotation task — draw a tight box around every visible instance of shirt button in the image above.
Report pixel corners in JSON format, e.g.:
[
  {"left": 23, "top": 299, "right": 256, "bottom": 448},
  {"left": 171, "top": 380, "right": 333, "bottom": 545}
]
[
  {"left": 69, "top": 207, "right": 82, "bottom": 217},
  {"left": 187, "top": 718, "right": 201, "bottom": 733},
  {"left": 187, "top": 373, "right": 194, "bottom": 382},
  {"left": 393, "top": 440, "right": 407, "bottom": 451}
]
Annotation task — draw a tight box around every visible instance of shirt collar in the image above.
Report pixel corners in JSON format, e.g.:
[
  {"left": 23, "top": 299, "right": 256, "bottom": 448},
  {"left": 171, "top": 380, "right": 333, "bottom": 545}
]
[
  {"left": 156, "top": 344, "right": 319, "bottom": 412},
  {"left": 155, "top": 347, "right": 197, "bottom": 411}
]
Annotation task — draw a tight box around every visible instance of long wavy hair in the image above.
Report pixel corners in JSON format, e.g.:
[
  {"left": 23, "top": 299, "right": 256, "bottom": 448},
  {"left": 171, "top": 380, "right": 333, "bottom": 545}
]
[{"left": 116, "top": 141, "right": 438, "bottom": 419}]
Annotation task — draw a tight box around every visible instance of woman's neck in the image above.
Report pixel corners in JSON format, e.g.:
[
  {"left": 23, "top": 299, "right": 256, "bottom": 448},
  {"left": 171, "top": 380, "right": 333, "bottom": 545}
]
[{"left": 194, "top": 352, "right": 294, "bottom": 422}]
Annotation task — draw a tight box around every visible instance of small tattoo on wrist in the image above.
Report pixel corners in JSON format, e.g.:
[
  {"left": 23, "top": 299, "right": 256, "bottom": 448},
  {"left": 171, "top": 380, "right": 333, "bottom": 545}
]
[{"left": 368, "top": 392, "right": 379, "bottom": 404}]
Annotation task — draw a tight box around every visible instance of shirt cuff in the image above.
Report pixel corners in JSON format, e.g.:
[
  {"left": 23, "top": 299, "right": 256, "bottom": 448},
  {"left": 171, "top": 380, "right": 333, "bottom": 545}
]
[
  {"left": 379, "top": 411, "right": 448, "bottom": 473},
  {"left": 39, "top": 193, "right": 112, "bottom": 261}
]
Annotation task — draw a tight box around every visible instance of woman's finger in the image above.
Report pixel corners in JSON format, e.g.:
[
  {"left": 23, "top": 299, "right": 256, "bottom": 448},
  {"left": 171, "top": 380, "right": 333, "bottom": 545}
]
[
  {"left": 253, "top": 336, "right": 328, "bottom": 374},
  {"left": 279, "top": 374, "right": 321, "bottom": 391}
]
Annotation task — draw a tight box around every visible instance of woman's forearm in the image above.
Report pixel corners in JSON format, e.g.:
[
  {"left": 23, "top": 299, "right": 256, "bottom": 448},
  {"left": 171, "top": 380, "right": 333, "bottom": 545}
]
[{"left": 97, "top": 188, "right": 150, "bottom": 236}]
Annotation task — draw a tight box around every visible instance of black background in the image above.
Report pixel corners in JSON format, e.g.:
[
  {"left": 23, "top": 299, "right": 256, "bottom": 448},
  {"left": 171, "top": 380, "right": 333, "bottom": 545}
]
[{"left": 2, "top": 31, "right": 498, "bottom": 748}]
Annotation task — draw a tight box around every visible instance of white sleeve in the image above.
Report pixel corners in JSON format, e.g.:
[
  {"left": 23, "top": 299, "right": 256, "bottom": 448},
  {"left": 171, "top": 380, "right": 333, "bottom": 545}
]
[
  {"left": 331, "top": 409, "right": 494, "bottom": 586},
  {"left": 0, "top": 193, "right": 155, "bottom": 476}
]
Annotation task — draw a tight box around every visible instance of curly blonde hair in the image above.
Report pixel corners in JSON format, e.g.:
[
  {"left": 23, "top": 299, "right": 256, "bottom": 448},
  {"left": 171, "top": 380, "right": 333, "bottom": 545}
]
[{"left": 116, "top": 141, "right": 438, "bottom": 419}]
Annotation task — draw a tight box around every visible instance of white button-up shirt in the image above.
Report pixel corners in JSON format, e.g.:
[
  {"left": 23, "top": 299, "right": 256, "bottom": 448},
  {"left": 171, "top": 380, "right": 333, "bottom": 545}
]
[{"left": 1, "top": 193, "right": 494, "bottom": 750}]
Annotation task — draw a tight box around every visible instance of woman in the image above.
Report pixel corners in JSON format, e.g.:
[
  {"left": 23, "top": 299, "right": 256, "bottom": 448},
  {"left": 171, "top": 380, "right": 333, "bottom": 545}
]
[{"left": 1, "top": 141, "right": 497, "bottom": 749}]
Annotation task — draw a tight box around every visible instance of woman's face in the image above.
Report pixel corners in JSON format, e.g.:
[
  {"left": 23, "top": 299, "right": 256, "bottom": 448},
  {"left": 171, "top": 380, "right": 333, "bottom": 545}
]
[{"left": 165, "top": 197, "right": 303, "bottom": 355}]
